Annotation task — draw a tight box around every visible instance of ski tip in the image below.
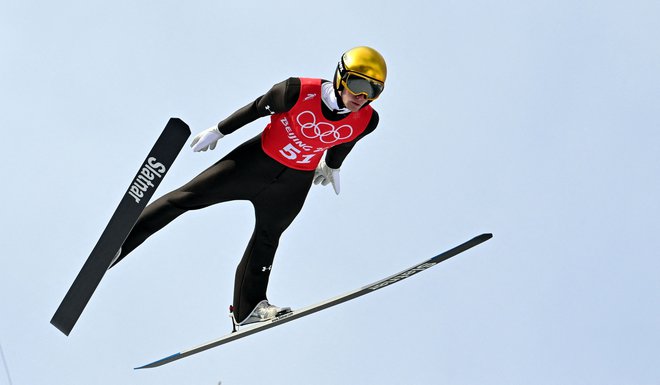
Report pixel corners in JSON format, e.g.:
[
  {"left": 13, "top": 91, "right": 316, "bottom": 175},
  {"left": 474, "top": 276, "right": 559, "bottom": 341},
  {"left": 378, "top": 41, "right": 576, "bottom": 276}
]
[
  {"left": 134, "top": 352, "right": 182, "bottom": 370},
  {"left": 167, "top": 117, "right": 185, "bottom": 124},
  {"left": 166, "top": 117, "right": 191, "bottom": 133},
  {"left": 167, "top": 116, "right": 188, "bottom": 128},
  {"left": 470, "top": 233, "right": 493, "bottom": 244},
  {"left": 471, "top": 233, "right": 493, "bottom": 247}
]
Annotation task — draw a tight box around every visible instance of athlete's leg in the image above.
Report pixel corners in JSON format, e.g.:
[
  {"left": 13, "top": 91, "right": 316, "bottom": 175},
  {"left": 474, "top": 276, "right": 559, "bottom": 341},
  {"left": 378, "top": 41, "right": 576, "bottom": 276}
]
[
  {"left": 232, "top": 168, "right": 314, "bottom": 322},
  {"left": 111, "top": 136, "right": 269, "bottom": 266}
]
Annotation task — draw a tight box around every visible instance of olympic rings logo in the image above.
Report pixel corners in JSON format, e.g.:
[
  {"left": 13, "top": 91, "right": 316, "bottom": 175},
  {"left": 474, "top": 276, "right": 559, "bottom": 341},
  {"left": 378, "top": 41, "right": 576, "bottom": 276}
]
[{"left": 297, "top": 111, "right": 353, "bottom": 144}]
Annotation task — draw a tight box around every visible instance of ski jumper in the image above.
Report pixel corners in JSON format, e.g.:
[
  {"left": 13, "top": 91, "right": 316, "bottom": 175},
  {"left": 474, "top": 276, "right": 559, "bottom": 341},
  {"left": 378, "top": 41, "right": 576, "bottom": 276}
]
[{"left": 111, "top": 77, "right": 379, "bottom": 322}]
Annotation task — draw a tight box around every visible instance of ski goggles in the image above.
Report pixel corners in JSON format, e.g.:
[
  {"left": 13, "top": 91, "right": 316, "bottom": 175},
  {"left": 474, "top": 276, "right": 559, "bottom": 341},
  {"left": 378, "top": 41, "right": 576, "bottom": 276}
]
[{"left": 340, "top": 72, "right": 385, "bottom": 100}]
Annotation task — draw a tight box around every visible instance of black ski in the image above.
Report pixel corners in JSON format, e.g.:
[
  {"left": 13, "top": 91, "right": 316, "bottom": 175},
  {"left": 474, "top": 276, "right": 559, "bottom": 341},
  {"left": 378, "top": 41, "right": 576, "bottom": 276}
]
[
  {"left": 51, "top": 118, "right": 191, "bottom": 336},
  {"left": 135, "top": 233, "right": 493, "bottom": 369}
]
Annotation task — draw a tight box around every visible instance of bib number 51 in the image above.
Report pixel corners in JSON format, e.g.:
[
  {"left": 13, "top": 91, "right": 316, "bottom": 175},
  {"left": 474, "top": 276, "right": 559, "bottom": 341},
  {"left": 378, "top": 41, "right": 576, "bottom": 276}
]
[{"left": 279, "top": 143, "right": 317, "bottom": 164}]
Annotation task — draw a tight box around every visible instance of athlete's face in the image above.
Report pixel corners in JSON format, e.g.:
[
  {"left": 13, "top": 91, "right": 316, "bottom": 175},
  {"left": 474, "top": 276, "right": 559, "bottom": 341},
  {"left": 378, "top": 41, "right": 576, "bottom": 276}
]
[{"left": 341, "top": 89, "right": 368, "bottom": 112}]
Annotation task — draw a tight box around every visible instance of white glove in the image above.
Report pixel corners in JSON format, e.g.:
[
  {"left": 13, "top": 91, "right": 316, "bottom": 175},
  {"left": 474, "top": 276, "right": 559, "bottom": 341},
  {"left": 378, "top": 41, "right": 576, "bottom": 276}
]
[
  {"left": 190, "top": 125, "right": 224, "bottom": 152},
  {"left": 313, "top": 160, "right": 340, "bottom": 195}
]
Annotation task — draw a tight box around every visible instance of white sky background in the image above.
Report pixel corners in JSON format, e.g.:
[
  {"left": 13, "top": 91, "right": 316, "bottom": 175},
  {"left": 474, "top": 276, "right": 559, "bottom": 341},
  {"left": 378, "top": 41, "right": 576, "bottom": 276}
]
[{"left": 1, "top": 0, "right": 659, "bottom": 384}]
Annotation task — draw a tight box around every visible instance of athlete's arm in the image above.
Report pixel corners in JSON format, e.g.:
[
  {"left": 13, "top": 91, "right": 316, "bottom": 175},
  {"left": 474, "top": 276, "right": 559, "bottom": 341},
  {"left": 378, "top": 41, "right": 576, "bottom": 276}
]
[{"left": 216, "top": 77, "right": 301, "bottom": 135}]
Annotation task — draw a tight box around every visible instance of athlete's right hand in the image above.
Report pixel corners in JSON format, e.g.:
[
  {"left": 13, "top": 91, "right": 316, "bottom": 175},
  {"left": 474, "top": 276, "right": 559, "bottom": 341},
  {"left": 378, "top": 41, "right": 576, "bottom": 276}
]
[{"left": 191, "top": 125, "right": 224, "bottom": 152}]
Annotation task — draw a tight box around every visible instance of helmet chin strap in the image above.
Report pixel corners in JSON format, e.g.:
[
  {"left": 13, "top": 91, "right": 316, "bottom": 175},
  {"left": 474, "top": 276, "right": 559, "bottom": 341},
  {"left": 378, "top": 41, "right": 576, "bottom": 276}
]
[
  {"left": 334, "top": 88, "right": 347, "bottom": 110},
  {"left": 322, "top": 82, "right": 351, "bottom": 114}
]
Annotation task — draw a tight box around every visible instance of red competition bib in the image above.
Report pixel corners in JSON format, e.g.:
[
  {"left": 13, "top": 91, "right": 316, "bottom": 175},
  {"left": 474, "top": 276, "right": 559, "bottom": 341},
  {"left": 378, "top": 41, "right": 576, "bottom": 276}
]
[{"left": 261, "top": 78, "right": 373, "bottom": 170}]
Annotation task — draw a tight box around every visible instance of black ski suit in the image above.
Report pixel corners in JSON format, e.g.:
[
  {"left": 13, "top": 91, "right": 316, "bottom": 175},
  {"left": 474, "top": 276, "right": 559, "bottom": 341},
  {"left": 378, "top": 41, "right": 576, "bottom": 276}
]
[{"left": 111, "top": 77, "right": 379, "bottom": 322}]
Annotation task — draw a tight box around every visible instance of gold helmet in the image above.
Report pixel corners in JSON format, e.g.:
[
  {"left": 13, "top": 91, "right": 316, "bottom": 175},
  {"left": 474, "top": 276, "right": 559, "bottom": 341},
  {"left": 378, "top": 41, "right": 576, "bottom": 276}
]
[{"left": 334, "top": 46, "right": 387, "bottom": 101}]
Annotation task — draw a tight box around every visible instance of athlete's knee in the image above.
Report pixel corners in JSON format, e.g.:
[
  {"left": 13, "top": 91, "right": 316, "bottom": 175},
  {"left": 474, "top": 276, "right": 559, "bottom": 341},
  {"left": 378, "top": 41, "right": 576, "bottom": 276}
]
[{"left": 254, "top": 227, "right": 282, "bottom": 248}]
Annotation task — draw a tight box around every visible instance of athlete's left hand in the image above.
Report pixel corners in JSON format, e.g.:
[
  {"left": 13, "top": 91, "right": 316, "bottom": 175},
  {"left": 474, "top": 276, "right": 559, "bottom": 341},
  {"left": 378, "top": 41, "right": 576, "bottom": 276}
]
[{"left": 313, "top": 160, "right": 340, "bottom": 195}]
